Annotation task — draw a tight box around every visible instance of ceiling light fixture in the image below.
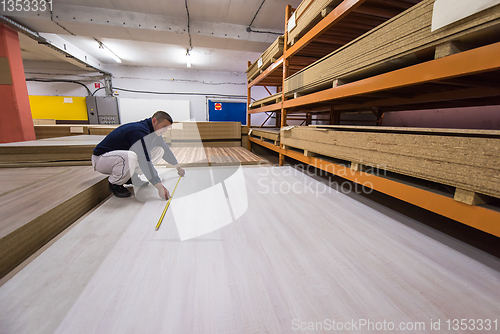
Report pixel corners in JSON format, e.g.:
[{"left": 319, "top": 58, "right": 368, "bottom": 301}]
[
  {"left": 95, "top": 38, "right": 122, "bottom": 63},
  {"left": 186, "top": 49, "right": 191, "bottom": 68}
]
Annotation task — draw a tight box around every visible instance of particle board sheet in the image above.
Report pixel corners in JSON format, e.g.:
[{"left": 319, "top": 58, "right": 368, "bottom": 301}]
[
  {"left": 0, "top": 166, "right": 109, "bottom": 279},
  {"left": 284, "top": 0, "right": 500, "bottom": 95},
  {"left": 249, "top": 93, "right": 282, "bottom": 109},
  {"left": 0, "top": 135, "right": 105, "bottom": 167},
  {"left": 170, "top": 122, "right": 241, "bottom": 141},
  {"left": 287, "top": 0, "right": 343, "bottom": 46},
  {"left": 250, "top": 128, "right": 280, "bottom": 142},
  {"left": 166, "top": 147, "right": 268, "bottom": 167},
  {"left": 281, "top": 126, "right": 500, "bottom": 198},
  {"left": 87, "top": 125, "right": 118, "bottom": 136},
  {"left": 0, "top": 166, "right": 499, "bottom": 333},
  {"left": 246, "top": 36, "right": 284, "bottom": 83}
]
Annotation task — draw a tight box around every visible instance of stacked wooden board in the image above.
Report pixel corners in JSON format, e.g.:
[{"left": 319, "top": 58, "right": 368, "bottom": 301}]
[
  {"left": 246, "top": 36, "right": 284, "bottom": 83},
  {"left": 1, "top": 166, "right": 500, "bottom": 333},
  {"left": 168, "top": 122, "right": 242, "bottom": 147},
  {"left": 280, "top": 125, "right": 500, "bottom": 199},
  {"left": 250, "top": 128, "right": 280, "bottom": 145},
  {"left": 34, "top": 125, "right": 91, "bottom": 139},
  {"left": 34, "top": 125, "right": 118, "bottom": 139},
  {"left": 249, "top": 93, "right": 282, "bottom": 109},
  {"left": 287, "top": 0, "right": 343, "bottom": 46},
  {"left": 284, "top": 0, "right": 500, "bottom": 95},
  {"left": 162, "top": 147, "right": 269, "bottom": 167},
  {"left": 87, "top": 125, "right": 118, "bottom": 136},
  {"left": 0, "top": 166, "right": 108, "bottom": 279},
  {"left": 241, "top": 125, "right": 249, "bottom": 148},
  {"left": 0, "top": 135, "right": 105, "bottom": 167}
]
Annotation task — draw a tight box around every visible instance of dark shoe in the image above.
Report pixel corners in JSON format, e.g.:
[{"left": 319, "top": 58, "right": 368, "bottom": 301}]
[
  {"left": 108, "top": 182, "right": 131, "bottom": 198},
  {"left": 125, "top": 173, "right": 149, "bottom": 188}
]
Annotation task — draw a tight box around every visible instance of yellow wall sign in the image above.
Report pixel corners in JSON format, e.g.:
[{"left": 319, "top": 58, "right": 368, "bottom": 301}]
[{"left": 29, "top": 96, "right": 88, "bottom": 121}]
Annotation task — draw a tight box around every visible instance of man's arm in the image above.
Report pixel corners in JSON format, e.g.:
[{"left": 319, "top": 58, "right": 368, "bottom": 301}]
[
  {"left": 129, "top": 134, "right": 162, "bottom": 185},
  {"left": 157, "top": 138, "right": 185, "bottom": 176}
]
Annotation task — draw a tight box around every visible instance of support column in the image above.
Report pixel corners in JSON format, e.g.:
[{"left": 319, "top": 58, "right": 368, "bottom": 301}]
[{"left": 0, "top": 23, "right": 35, "bottom": 143}]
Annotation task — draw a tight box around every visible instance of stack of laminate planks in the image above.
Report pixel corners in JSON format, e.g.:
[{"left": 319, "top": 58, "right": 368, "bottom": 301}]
[
  {"left": 241, "top": 125, "right": 249, "bottom": 148},
  {"left": 0, "top": 166, "right": 108, "bottom": 279},
  {"left": 284, "top": 0, "right": 500, "bottom": 95},
  {"left": 161, "top": 147, "right": 269, "bottom": 167},
  {"left": 246, "top": 36, "right": 284, "bottom": 83},
  {"left": 280, "top": 125, "right": 500, "bottom": 199},
  {"left": 169, "top": 122, "right": 242, "bottom": 147},
  {"left": 0, "top": 135, "right": 104, "bottom": 167},
  {"left": 287, "top": 0, "right": 343, "bottom": 46},
  {"left": 250, "top": 128, "right": 280, "bottom": 145}
]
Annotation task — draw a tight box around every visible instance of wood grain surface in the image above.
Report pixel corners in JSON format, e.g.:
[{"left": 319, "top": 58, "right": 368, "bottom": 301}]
[
  {"left": 0, "top": 166, "right": 498, "bottom": 333},
  {"left": 0, "top": 166, "right": 109, "bottom": 279},
  {"left": 281, "top": 126, "right": 500, "bottom": 198}
]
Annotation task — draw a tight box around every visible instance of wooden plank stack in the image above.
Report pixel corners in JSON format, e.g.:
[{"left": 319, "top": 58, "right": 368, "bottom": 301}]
[
  {"left": 162, "top": 147, "right": 268, "bottom": 167},
  {"left": 241, "top": 125, "right": 249, "bottom": 148},
  {"left": 35, "top": 125, "right": 91, "bottom": 139},
  {"left": 0, "top": 136, "right": 105, "bottom": 167},
  {"left": 250, "top": 128, "right": 280, "bottom": 145},
  {"left": 287, "top": 0, "right": 343, "bottom": 46},
  {"left": 280, "top": 125, "right": 500, "bottom": 199},
  {"left": 0, "top": 166, "right": 108, "bottom": 279},
  {"left": 249, "top": 93, "right": 282, "bottom": 109},
  {"left": 246, "top": 36, "right": 284, "bottom": 83},
  {"left": 284, "top": 0, "right": 500, "bottom": 95},
  {"left": 169, "top": 122, "right": 242, "bottom": 147}
]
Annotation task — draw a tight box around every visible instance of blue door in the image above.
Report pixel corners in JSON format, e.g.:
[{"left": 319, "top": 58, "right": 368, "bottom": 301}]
[{"left": 208, "top": 100, "right": 246, "bottom": 125}]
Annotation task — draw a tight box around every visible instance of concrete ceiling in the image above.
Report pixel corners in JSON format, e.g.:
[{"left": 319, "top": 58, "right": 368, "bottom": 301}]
[{"left": 2, "top": 0, "right": 301, "bottom": 72}]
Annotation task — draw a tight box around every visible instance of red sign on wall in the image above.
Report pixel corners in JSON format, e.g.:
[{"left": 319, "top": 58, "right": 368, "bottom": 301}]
[
  {"left": 214, "top": 103, "right": 222, "bottom": 111},
  {"left": 95, "top": 83, "right": 101, "bottom": 88}
]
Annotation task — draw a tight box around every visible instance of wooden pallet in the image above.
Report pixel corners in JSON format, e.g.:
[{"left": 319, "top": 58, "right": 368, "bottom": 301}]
[
  {"left": 280, "top": 125, "right": 500, "bottom": 200},
  {"left": 284, "top": 0, "right": 500, "bottom": 96}
]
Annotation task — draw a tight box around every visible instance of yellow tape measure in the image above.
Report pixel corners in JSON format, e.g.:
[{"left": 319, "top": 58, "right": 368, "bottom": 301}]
[{"left": 155, "top": 175, "right": 182, "bottom": 231}]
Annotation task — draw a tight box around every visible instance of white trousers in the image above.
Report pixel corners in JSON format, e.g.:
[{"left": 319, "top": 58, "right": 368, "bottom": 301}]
[{"left": 91, "top": 147, "right": 164, "bottom": 185}]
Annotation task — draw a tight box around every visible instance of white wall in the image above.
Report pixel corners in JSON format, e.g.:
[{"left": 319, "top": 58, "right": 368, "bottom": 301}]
[{"left": 24, "top": 60, "right": 272, "bottom": 125}]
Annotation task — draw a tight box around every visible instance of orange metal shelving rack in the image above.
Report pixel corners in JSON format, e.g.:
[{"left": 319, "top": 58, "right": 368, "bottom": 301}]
[{"left": 246, "top": 0, "right": 500, "bottom": 238}]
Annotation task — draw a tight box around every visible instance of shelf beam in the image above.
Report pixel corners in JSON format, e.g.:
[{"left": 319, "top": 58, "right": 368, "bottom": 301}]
[{"left": 248, "top": 102, "right": 283, "bottom": 114}]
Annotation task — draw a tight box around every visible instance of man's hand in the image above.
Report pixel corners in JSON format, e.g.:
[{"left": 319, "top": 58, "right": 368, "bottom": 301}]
[
  {"left": 175, "top": 166, "right": 186, "bottom": 177},
  {"left": 154, "top": 182, "right": 170, "bottom": 200}
]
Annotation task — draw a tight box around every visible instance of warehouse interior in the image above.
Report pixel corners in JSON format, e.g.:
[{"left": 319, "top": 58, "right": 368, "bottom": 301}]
[{"left": 1, "top": 0, "right": 500, "bottom": 333}]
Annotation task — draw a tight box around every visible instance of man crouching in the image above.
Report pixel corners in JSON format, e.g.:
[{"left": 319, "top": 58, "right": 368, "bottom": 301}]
[{"left": 92, "top": 111, "right": 185, "bottom": 199}]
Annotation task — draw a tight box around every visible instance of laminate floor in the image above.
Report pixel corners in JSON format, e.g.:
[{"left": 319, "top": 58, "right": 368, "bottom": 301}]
[{"left": 0, "top": 166, "right": 499, "bottom": 334}]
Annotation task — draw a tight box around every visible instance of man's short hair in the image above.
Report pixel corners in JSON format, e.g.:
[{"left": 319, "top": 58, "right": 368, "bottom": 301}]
[{"left": 152, "top": 111, "right": 173, "bottom": 124}]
